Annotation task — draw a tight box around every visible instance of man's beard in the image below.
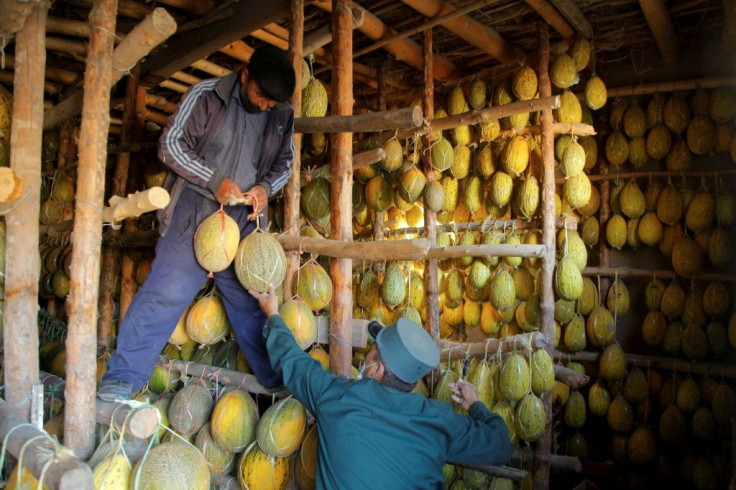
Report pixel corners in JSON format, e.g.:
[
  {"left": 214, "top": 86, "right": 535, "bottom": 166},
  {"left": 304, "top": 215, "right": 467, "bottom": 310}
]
[{"left": 240, "top": 80, "right": 263, "bottom": 114}]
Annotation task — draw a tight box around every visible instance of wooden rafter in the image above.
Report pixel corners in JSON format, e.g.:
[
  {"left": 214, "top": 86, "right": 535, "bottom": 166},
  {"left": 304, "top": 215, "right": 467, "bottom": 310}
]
[
  {"left": 400, "top": 0, "right": 523, "bottom": 64},
  {"left": 524, "top": 0, "right": 575, "bottom": 45},
  {"left": 637, "top": 0, "right": 680, "bottom": 63},
  {"left": 0, "top": 0, "right": 42, "bottom": 38},
  {"left": 313, "top": 0, "right": 457, "bottom": 81},
  {"left": 548, "top": 0, "right": 593, "bottom": 40}
]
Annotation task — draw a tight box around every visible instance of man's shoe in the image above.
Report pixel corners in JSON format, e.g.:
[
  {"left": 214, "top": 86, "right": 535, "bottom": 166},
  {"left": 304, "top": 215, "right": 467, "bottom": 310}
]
[{"left": 97, "top": 377, "right": 133, "bottom": 402}]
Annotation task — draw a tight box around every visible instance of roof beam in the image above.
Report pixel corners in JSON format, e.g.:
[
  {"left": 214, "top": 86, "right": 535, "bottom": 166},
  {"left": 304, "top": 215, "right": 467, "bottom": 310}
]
[
  {"left": 400, "top": 0, "right": 523, "bottom": 64},
  {"left": 524, "top": 0, "right": 575, "bottom": 45},
  {"left": 548, "top": 0, "right": 593, "bottom": 40},
  {"left": 313, "top": 0, "right": 457, "bottom": 81},
  {"left": 637, "top": 0, "right": 680, "bottom": 63}
]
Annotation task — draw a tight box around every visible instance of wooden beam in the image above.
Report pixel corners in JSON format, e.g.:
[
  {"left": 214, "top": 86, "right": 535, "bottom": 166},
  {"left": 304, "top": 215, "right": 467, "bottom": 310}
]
[
  {"left": 536, "top": 20, "right": 555, "bottom": 490},
  {"left": 401, "top": 0, "right": 523, "bottom": 64},
  {"left": 524, "top": 0, "right": 576, "bottom": 45},
  {"left": 190, "top": 59, "right": 232, "bottom": 77},
  {"left": 45, "top": 36, "right": 88, "bottom": 58},
  {"left": 606, "top": 76, "right": 736, "bottom": 97},
  {"left": 218, "top": 40, "right": 255, "bottom": 63},
  {"left": 439, "top": 332, "right": 549, "bottom": 362},
  {"left": 4, "top": 1, "right": 45, "bottom": 420},
  {"left": 158, "top": 358, "right": 287, "bottom": 396},
  {"left": 44, "top": 8, "right": 177, "bottom": 129},
  {"left": 582, "top": 266, "right": 736, "bottom": 283},
  {"left": 724, "top": 0, "right": 736, "bottom": 45},
  {"left": 426, "top": 243, "right": 546, "bottom": 260},
  {"left": 141, "top": 0, "right": 289, "bottom": 81},
  {"left": 0, "top": 398, "right": 94, "bottom": 489},
  {"left": 0, "top": 0, "right": 41, "bottom": 39},
  {"left": 548, "top": 0, "right": 593, "bottom": 39},
  {"left": 279, "top": 235, "right": 430, "bottom": 262},
  {"left": 637, "top": 0, "right": 680, "bottom": 63},
  {"left": 554, "top": 364, "right": 589, "bottom": 389},
  {"left": 303, "top": 5, "right": 364, "bottom": 54},
  {"left": 295, "top": 106, "right": 422, "bottom": 134},
  {"left": 313, "top": 0, "right": 457, "bottom": 81}
]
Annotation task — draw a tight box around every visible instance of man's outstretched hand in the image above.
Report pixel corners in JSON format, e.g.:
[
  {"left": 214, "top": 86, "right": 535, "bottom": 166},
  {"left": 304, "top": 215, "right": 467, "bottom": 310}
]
[
  {"left": 248, "top": 283, "right": 279, "bottom": 317},
  {"left": 449, "top": 379, "right": 480, "bottom": 411}
]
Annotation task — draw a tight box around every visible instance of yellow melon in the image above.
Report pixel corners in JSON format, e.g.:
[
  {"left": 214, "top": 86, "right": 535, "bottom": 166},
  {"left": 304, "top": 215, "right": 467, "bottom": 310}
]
[
  {"left": 238, "top": 442, "right": 291, "bottom": 490},
  {"left": 279, "top": 299, "right": 318, "bottom": 349},
  {"left": 257, "top": 397, "right": 307, "bottom": 457},
  {"left": 211, "top": 388, "right": 259, "bottom": 452},
  {"left": 186, "top": 294, "right": 230, "bottom": 345},
  {"left": 193, "top": 210, "right": 240, "bottom": 274}
]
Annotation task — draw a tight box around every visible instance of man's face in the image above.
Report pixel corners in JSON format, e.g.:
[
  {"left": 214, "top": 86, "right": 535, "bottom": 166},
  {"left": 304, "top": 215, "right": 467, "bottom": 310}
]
[
  {"left": 361, "top": 344, "right": 381, "bottom": 380},
  {"left": 240, "top": 69, "right": 278, "bottom": 114}
]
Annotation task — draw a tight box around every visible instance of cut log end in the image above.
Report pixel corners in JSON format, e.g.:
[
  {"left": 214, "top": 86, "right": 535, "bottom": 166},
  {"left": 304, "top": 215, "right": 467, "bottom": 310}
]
[
  {"left": 58, "top": 466, "right": 94, "bottom": 490},
  {"left": 127, "top": 406, "right": 160, "bottom": 439},
  {"left": 0, "top": 167, "right": 23, "bottom": 203},
  {"left": 151, "top": 7, "right": 178, "bottom": 36}
]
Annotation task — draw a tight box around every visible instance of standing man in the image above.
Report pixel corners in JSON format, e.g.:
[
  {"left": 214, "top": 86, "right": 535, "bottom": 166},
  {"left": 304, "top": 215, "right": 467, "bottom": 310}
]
[
  {"left": 98, "top": 45, "right": 296, "bottom": 401},
  {"left": 250, "top": 284, "right": 514, "bottom": 489}
]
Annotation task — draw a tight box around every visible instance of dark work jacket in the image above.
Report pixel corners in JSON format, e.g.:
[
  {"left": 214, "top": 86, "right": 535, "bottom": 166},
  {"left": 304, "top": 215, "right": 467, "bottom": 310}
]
[
  {"left": 263, "top": 315, "right": 514, "bottom": 490},
  {"left": 156, "top": 71, "right": 294, "bottom": 235}
]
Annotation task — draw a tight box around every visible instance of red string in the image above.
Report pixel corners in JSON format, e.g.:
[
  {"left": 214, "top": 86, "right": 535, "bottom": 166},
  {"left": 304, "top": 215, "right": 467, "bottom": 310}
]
[{"left": 241, "top": 191, "right": 259, "bottom": 221}]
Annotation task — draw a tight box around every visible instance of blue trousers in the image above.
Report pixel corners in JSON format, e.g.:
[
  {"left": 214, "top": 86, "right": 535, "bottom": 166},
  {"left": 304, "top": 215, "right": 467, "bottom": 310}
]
[{"left": 103, "top": 186, "right": 280, "bottom": 391}]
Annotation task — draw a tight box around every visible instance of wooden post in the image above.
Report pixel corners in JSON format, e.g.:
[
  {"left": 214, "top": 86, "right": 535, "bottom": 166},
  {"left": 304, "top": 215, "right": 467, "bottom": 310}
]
[
  {"left": 0, "top": 398, "right": 94, "bottom": 489},
  {"left": 422, "top": 28, "right": 440, "bottom": 342},
  {"left": 328, "top": 0, "right": 353, "bottom": 377},
  {"left": 535, "top": 21, "right": 555, "bottom": 490},
  {"left": 64, "top": 0, "right": 117, "bottom": 460},
  {"left": 4, "top": 1, "right": 46, "bottom": 419},
  {"left": 637, "top": 0, "right": 681, "bottom": 63},
  {"left": 98, "top": 68, "right": 142, "bottom": 347},
  {"left": 283, "top": 0, "right": 304, "bottom": 300},
  {"left": 372, "top": 65, "right": 387, "bottom": 259}
]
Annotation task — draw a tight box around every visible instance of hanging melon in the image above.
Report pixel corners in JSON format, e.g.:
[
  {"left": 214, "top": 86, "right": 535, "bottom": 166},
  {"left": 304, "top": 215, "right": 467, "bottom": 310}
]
[
  {"left": 194, "top": 209, "right": 240, "bottom": 274},
  {"left": 302, "top": 78, "right": 328, "bottom": 117},
  {"left": 168, "top": 380, "right": 214, "bottom": 436},
  {"left": 235, "top": 227, "right": 287, "bottom": 293},
  {"left": 279, "top": 299, "right": 318, "bottom": 350},
  {"left": 257, "top": 396, "right": 307, "bottom": 457},
  {"left": 129, "top": 441, "right": 209, "bottom": 490},
  {"left": 186, "top": 293, "right": 230, "bottom": 345},
  {"left": 195, "top": 422, "right": 235, "bottom": 477},
  {"left": 211, "top": 388, "right": 259, "bottom": 452},
  {"left": 238, "top": 442, "right": 291, "bottom": 490},
  {"left": 297, "top": 261, "right": 332, "bottom": 312}
]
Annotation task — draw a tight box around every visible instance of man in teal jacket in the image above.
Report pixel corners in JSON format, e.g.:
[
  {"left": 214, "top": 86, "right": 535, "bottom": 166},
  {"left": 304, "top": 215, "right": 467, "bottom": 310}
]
[{"left": 251, "top": 285, "right": 514, "bottom": 489}]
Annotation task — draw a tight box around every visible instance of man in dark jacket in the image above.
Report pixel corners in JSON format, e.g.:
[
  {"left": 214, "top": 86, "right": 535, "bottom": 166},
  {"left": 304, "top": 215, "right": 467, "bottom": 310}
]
[
  {"left": 98, "top": 45, "right": 296, "bottom": 400},
  {"left": 250, "top": 284, "right": 514, "bottom": 489}
]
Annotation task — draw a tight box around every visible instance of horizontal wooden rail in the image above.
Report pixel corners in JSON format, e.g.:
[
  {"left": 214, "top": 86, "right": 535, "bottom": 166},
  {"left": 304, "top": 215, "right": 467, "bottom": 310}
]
[
  {"left": 513, "top": 448, "right": 582, "bottom": 473},
  {"left": 278, "top": 234, "right": 431, "bottom": 261},
  {"left": 498, "top": 121, "right": 596, "bottom": 139},
  {"left": 427, "top": 243, "right": 546, "bottom": 260},
  {"left": 553, "top": 349, "right": 736, "bottom": 378},
  {"left": 606, "top": 76, "right": 736, "bottom": 98},
  {"left": 439, "top": 332, "right": 550, "bottom": 362},
  {"left": 295, "top": 106, "right": 422, "bottom": 134},
  {"left": 0, "top": 398, "right": 93, "bottom": 489},
  {"left": 582, "top": 266, "right": 736, "bottom": 283},
  {"left": 586, "top": 168, "right": 736, "bottom": 182},
  {"left": 366, "top": 216, "right": 579, "bottom": 239}
]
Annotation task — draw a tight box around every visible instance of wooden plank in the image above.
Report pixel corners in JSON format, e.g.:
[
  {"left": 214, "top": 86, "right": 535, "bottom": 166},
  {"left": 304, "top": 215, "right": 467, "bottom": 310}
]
[
  {"left": 637, "top": 0, "right": 680, "bottom": 63},
  {"left": 44, "top": 7, "right": 177, "bottom": 129},
  {"left": 64, "top": 0, "right": 118, "bottom": 460},
  {"left": 316, "top": 316, "right": 368, "bottom": 348},
  {"left": 401, "top": 0, "right": 523, "bottom": 63},
  {"left": 295, "top": 106, "right": 422, "bottom": 134},
  {"left": 142, "top": 0, "right": 289, "bottom": 81},
  {"left": 4, "top": 1, "right": 45, "bottom": 420},
  {"left": 0, "top": 398, "right": 94, "bottom": 489}
]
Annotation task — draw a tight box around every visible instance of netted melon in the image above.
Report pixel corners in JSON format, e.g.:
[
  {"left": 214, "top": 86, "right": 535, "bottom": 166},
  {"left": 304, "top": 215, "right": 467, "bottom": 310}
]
[
  {"left": 235, "top": 230, "right": 286, "bottom": 293},
  {"left": 168, "top": 381, "right": 214, "bottom": 437},
  {"left": 585, "top": 76, "right": 607, "bottom": 110},
  {"left": 561, "top": 138, "right": 586, "bottom": 178},
  {"left": 514, "top": 175, "right": 540, "bottom": 220},
  {"left": 606, "top": 131, "right": 629, "bottom": 167},
  {"left": 642, "top": 310, "right": 667, "bottom": 346},
  {"left": 489, "top": 171, "right": 514, "bottom": 207},
  {"left": 623, "top": 104, "right": 647, "bottom": 138},
  {"left": 607, "top": 394, "right": 634, "bottom": 433},
  {"left": 703, "top": 281, "right": 729, "bottom": 318},
  {"left": 708, "top": 226, "right": 731, "bottom": 267},
  {"left": 398, "top": 167, "right": 426, "bottom": 204},
  {"left": 380, "top": 263, "right": 406, "bottom": 309},
  {"left": 440, "top": 175, "right": 459, "bottom": 213},
  {"left": 297, "top": 261, "right": 332, "bottom": 312},
  {"left": 365, "top": 174, "right": 393, "bottom": 212},
  {"left": 588, "top": 379, "right": 611, "bottom": 416},
  {"left": 194, "top": 210, "right": 239, "bottom": 274},
  {"left": 671, "top": 235, "right": 702, "bottom": 278},
  {"left": 210, "top": 388, "right": 258, "bottom": 452},
  {"left": 667, "top": 138, "right": 693, "bottom": 171},
  {"left": 490, "top": 269, "right": 516, "bottom": 311},
  {"left": 659, "top": 405, "right": 687, "bottom": 446},
  {"left": 619, "top": 179, "right": 646, "bottom": 219},
  {"left": 129, "top": 441, "right": 209, "bottom": 490},
  {"left": 279, "top": 299, "right": 317, "bottom": 350},
  {"left": 627, "top": 426, "right": 656, "bottom": 466},
  {"left": 511, "top": 65, "right": 538, "bottom": 101},
  {"left": 555, "top": 256, "right": 583, "bottom": 301},
  {"left": 447, "top": 86, "right": 469, "bottom": 116},
  {"left": 195, "top": 422, "right": 235, "bottom": 477},
  {"left": 556, "top": 90, "right": 582, "bottom": 124},
  {"left": 257, "top": 397, "right": 307, "bottom": 457},
  {"left": 531, "top": 348, "right": 554, "bottom": 396},
  {"left": 302, "top": 78, "right": 328, "bottom": 118},
  {"left": 501, "top": 134, "right": 529, "bottom": 177},
  {"left": 606, "top": 279, "right": 630, "bottom": 317},
  {"left": 605, "top": 214, "right": 627, "bottom": 250},
  {"left": 586, "top": 304, "right": 615, "bottom": 348},
  {"left": 681, "top": 323, "right": 708, "bottom": 360},
  {"left": 656, "top": 182, "right": 684, "bottom": 225},
  {"left": 686, "top": 114, "right": 715, "bottom": 155},
  {"left": 499, "top": 352, "right": 530, "bottom": 402},
  {"left": 468, "top": 79, "right": 487, "bottom": 109},
  {"left": 628, "top": 136, "right": 648, "bottom": 168},
  {"left": 637, "top": 211, "right": 663, "bottom": 246},
  {"left": 564, "top": 390, "right": 586, "bottom": 429},
  {"left": 563, "top": 172, "right": 591, "bottom": 210},
  {"left": 600, "top": 344, "right": 627, "bottom": 381},
  {"left": 423, "top": 180, "right": 446, "bottom": 213},
  {"left": 664, "top": 95, "right": 690, "bottom": 134},
  {"left": 186, "top": 294, "right": 231, "bottom": 345}
]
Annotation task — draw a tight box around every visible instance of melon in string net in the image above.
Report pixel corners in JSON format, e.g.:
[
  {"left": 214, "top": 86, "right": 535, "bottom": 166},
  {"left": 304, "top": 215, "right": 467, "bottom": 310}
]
[
  {"left": 193, "top": 206, "right": 240, "bottom": 276},
  {"left": 234, "top": 192, "right": 287, "bottom": 293}
]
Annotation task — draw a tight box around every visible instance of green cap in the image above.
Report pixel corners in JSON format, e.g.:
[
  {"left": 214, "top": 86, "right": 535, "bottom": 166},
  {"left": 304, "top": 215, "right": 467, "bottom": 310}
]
[{"left": 368, "top": 318, "right": 439, "bottom": 384}]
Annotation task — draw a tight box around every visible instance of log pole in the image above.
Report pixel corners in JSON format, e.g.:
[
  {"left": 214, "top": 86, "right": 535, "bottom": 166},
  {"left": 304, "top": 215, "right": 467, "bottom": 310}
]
[
  {"left": 637, "top": 0, "right": 681, "bottom": 63},
  {"left": 422, "top": 27, "right": 440, "bottom": 343},
  {"left": 4, "top": 1, "right": 46, "bottom": 419},
  {"left": 553, "top": 364, "right": 590, "bottom": 389},
  {"left": 438, "top": 332, "right": 550, "bottom": 362},
  {"left": 64, "top": 0, "right": 118, "bottom": 459},
  {"left": 605, "top": 76, "right": 736, "bottom": 98},
  {"left": 295, "top": 106, "right": 422, "bottom": 133},
  {"left": 535, "top": 21, "right": 555, "bottom": 490},
  {"left": 278, "top": 234, "right": 430, "bottom": 262},
  {"left": 283, "top": 0, "right": 304, "bottom": 300},
  {"left": 0, "top": 398, "right": 94, "bottom": 489},
  {"left": 43, "top": 8, "right": 177, "bottom": 129},
  {"left": 328, "top": 0, "right": 354, "bottom": 378}
]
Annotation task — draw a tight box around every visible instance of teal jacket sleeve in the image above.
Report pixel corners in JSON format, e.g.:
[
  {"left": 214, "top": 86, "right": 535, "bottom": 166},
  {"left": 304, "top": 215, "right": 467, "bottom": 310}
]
[
  {"left": 263, "top": 315, "right": 336, "bottom": 413},
  {"left": 446, "top": 401, "right": 514, "bottom": 467}
]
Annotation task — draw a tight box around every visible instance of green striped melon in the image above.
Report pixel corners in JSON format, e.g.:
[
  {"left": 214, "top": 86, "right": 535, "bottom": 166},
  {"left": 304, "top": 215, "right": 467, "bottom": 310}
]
[
  {"left": 235, "top": 229, "right": 287, "bottom": 293},
  {"left": 238, "top": 442, "right": 291, "bottom": 490},
  {"left": 168, "top": 380, "right": 214, "bottom": 436},
  {"left": 257, "top": 397, "right": 307, "bottom": 457},
  {"left": 92, "top": 453, "right": 130, "bottom": 490},
  {"left": 279, "top": 299, "right": 318, "bottom": 349},
  {"left": 297, "top": 261, "right": 332, "bottom": 312},
  {"left": 129, "top": 441, "right": 209, "bottom": 490},
  {"left": 211, "top": 388, "right": 259, "bottom": 452},
  {"left": 195, "top": 422, "right": 235, "bottom": 477},
  {"left": 185, "top": 294, "right": 230, "bottom": 345},
  {"left": 193, "top": 210, "right": 239, "bottom": 273}
]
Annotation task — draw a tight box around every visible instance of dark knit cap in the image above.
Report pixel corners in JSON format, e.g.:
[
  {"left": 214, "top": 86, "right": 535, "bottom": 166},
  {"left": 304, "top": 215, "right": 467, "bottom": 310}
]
[{"left": 247, "top": 45, "right": 296, "bottom": 103}]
